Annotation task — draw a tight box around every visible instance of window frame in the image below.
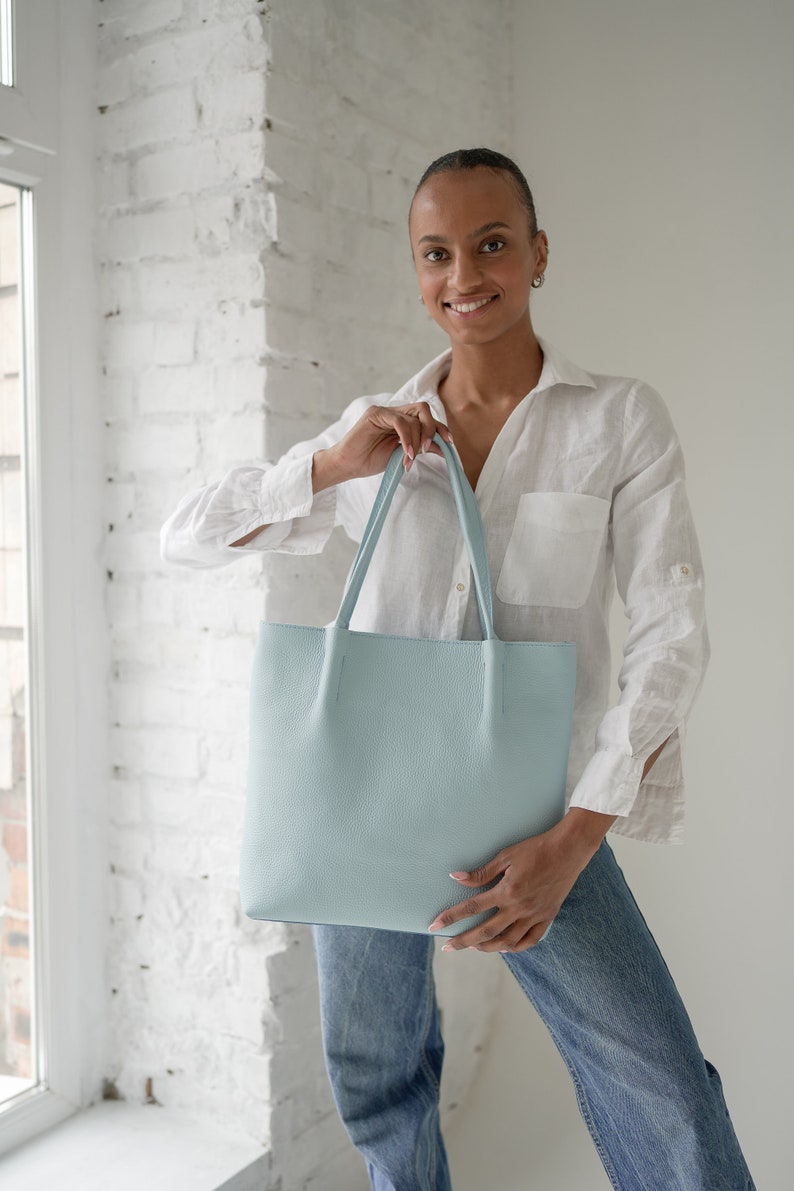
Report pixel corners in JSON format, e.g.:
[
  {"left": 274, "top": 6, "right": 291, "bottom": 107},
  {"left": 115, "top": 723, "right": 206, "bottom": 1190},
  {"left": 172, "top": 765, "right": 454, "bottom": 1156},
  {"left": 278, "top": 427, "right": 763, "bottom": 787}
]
[{"left": 0, "top": 1, "right": 103, "bottom": 1158}]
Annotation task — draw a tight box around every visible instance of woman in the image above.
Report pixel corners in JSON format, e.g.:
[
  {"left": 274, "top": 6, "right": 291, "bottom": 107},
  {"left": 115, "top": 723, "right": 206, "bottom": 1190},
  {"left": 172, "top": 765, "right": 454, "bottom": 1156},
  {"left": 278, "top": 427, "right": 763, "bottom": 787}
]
[{"left": 161, "top": 149, "right": 754, "bottom": 1190}]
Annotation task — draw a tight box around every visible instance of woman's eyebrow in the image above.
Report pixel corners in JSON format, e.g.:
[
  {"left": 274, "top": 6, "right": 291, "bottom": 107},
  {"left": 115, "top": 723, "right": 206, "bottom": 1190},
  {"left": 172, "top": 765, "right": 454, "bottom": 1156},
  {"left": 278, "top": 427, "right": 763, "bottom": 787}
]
[{"left": 417, "top": 221, "right": 511, "bottom": 246}]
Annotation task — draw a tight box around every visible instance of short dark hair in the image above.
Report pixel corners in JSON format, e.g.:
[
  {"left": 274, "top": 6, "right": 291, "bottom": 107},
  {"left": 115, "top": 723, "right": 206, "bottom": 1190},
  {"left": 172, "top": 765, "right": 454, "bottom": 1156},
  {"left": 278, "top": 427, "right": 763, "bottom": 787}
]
[{"left": 410, "top": 148, "right": 538, "bottom": 239}]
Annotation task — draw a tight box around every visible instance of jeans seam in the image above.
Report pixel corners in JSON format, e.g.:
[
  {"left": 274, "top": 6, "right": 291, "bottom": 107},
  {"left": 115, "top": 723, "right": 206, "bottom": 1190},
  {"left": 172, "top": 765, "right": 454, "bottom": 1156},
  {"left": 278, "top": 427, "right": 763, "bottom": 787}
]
[
  {"left": 504, "top": 957, "right": 622, "bottom": 1191},
  {"left": 416, "top": 958, "right": 440, "bottom": 1188}
]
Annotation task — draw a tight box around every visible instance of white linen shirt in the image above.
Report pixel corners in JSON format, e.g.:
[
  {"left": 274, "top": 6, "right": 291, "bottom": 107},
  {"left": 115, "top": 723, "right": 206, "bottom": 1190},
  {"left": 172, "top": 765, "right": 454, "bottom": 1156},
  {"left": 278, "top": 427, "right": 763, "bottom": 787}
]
[{"left": 160, "top": 335, "right": 710, "bottom": 844}]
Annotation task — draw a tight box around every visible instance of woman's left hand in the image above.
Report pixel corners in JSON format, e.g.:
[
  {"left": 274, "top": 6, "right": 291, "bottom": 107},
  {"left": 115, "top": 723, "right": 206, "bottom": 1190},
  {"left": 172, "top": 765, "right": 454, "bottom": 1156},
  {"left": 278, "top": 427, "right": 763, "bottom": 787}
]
[{"left": 428, "top": 808, "right": 616, "bottom": 953}]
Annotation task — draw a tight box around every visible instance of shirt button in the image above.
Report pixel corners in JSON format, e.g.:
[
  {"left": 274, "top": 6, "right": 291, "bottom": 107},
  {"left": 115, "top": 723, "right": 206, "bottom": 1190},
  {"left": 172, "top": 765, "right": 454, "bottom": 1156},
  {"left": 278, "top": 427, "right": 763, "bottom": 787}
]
[
  {"left": 455, "top": 582, "right": 466, "bottom": 592},
  {"left": 680, "top": 565, "right": 689, "bottom": 575}
]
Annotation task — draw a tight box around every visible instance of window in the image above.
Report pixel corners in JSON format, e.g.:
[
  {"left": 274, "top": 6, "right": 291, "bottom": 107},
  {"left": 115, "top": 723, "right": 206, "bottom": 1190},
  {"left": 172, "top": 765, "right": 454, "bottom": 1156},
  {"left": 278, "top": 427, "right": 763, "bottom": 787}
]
[
  {"left": 0, "top": 178, "right": 35, "bottom": 1111},
  {"left": 0, "top": 1, "right": 14, "bottom": 90},
  {"left": 0, "top": 2, "right": 90, "bottom": 1158}
]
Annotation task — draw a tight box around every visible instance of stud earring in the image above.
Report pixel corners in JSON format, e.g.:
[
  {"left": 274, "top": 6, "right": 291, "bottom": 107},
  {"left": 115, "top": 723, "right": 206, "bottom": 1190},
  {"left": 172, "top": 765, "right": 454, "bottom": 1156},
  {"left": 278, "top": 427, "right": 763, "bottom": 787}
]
[{"left": 418, "top": 294, "right": 424, "bottom": 303}]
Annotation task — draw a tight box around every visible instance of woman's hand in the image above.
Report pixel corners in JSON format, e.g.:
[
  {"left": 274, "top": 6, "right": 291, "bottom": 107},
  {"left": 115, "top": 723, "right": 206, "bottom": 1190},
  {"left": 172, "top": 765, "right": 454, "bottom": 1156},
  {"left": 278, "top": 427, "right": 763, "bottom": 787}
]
[
  {"left": 312, "top": 402, "right": 455, "bottom": 491},
  {"left": 428, "top": 809, "right": 617, "bottom": 953}
]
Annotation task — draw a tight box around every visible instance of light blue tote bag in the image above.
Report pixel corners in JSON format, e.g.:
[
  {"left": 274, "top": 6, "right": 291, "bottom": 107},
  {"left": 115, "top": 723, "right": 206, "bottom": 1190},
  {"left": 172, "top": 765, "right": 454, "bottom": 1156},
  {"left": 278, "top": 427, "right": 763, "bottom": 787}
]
[{"left": 239, "top": 434, "right": 576, "bottom": 936}]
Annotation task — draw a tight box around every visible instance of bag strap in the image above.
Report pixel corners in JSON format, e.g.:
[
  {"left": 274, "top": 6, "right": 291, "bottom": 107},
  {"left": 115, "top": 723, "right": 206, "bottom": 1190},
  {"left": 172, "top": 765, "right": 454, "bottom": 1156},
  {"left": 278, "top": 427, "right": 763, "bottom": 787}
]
[{"left": 334, "top": 432, "right": 496, "bottom": 640}]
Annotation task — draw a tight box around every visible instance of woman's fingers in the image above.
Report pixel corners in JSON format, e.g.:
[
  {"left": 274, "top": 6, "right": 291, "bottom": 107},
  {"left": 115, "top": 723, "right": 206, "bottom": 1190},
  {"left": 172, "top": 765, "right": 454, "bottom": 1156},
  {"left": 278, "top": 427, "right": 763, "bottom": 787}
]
[
  {"left": 383, "top": 403, "right": 452, "bottom": 470},
  {"left": 333, "top": 402, "right": 455, "bottom": 480}
]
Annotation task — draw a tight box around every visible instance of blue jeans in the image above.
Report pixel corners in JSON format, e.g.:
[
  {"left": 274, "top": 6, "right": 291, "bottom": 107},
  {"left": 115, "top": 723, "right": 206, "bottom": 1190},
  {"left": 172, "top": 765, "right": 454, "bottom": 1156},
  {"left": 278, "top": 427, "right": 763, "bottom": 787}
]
[{"left": 311, "top": 841, "right": 754, "bottom": 1190}]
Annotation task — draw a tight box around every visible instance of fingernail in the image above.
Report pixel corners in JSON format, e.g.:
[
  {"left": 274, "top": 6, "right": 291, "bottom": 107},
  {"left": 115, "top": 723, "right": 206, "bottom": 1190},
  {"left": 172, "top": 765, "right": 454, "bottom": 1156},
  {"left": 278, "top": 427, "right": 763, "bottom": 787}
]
[
  {"left": 441, "top": 943, "right": 454, "bottom": 953},
  {"left": 421, "top": 438, "right": 430, "bottom": 454},
  {"left": 407, "top": 445, "right": 415, "bottom": 460},
  {"left": 449, "top": 872, "right": 467, "bottom": 881},
  {"left": 428, "top": 922, "right": 441, "bottom": 933}
]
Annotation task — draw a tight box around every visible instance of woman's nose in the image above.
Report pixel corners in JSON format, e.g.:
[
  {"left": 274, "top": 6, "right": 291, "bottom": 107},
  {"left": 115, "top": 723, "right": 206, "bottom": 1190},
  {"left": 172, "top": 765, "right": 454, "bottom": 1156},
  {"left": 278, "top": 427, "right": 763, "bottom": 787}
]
[{"left": 448, "top": 253, "right": 484, "bottom": 291}]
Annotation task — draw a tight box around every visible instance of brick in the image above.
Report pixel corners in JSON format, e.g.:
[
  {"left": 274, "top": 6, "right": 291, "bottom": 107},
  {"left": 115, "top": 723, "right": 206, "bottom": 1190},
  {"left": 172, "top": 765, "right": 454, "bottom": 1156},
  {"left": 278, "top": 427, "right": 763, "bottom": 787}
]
[
  {"left": 2, "top": 822, "right": 26, "bottom": 864},
  {"left": 199, "top": 411, "right": 266, "bottom": 467},
  {"left": 119, "top": 0, "right": 183, "bottom": 39},
  {"left": 98, "top": 86, "right": 198, "bottom": 153},
  {"left": 136, "top": 141, "right": 231, "bottom": 201},
  {"left": 137, "top": 363, "right": 207, "bottom": 413},
  {"left": 97, "top": 56, "right": 133, "bottom": 107},
  {"left": 99, "top": 263, "right": 139, "bottom": 319},
  {"left": 129, "top": 17, "right": 267, "bottom": 93},
  {"left": 194, "top": 194, "right": 235, "bottom": 249},
  {"left": 106, "top": 207, "right": 195, "bottom": 261},
  {"left": 7, "top": 865, "right": 29, "bottom": 912},
  {"left": 212, "top": 360, "right": 265, "bottom": 411},
  {"left": 153, "top": 320, "right": 196, "bottom": 366},
  {"left": 195, "top": 302, "right": 265, "bottom": 363},
  {"left": 138, "top": 255, "right": 263, "bottom": 314},
  {"left": 106, "top": 421, "right": 198, "bottom": 475},
  {"left": 111, "top": 725, "right": 201, "bottom": 780},
  {"left": 103, "top": 320, "right": 155, "bottom": 368},
  {"left": 1, "top": 914, "right": 28, "bottom": 958},
  {"left": 197, "top": 69, "right": 267, "bottom": 135},
  {"left": 0, "top": 788, "right": 26, "bottom": 820}
]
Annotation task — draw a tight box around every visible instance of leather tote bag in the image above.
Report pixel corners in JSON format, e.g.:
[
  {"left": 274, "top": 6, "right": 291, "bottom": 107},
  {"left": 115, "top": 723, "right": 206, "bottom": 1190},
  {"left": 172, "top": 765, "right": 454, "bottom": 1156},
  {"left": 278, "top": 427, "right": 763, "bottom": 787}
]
[{"left": 239, "top": 434, "right": 576, "bottom": 937}]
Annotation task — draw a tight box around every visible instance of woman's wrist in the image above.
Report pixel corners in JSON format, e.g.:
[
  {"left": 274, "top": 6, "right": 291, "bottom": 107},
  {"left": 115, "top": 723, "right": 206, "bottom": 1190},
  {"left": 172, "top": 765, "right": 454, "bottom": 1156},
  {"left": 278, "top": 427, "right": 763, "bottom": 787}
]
[
  {"left": 312, "top": 447, "right": 349, "bottom": 493},
  {"left": 553, "top": 807, "right": 618, "bottom": 864}
]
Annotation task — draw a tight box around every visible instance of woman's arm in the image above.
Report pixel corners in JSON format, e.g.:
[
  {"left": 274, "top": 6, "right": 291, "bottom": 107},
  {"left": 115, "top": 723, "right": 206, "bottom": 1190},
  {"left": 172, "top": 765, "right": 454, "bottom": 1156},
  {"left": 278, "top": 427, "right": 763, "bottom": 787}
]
[{"left": 161, "top": 396, "right": 452, "bottom": 568}]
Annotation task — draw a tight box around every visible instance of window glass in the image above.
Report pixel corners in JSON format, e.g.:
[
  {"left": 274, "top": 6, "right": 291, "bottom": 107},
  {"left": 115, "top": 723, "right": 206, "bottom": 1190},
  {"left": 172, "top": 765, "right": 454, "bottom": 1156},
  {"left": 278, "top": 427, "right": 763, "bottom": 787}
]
[
  {"left": 0, "top": 179, "right": 35, "bottom": 1105},
  {"left": 0, "top": 0, "right": 13, "bottom": 89}
]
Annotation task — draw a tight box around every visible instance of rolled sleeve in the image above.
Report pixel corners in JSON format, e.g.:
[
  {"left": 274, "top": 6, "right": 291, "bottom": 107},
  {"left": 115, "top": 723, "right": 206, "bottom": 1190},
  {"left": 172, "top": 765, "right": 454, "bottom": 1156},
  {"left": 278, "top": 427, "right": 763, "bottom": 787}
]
[
  {"left": 160, "top": 393, "right": 384, "bottom": 569},
  {"left": 568, "top": 382, "right": 710, "bottom": 826}
]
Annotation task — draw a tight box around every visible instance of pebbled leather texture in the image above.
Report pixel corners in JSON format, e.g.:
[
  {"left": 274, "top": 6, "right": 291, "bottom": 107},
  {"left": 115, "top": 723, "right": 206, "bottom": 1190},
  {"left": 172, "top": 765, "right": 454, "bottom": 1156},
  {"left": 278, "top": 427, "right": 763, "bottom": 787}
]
[{"left": 239, "top": 434, "right": 576, "bottom": 936}]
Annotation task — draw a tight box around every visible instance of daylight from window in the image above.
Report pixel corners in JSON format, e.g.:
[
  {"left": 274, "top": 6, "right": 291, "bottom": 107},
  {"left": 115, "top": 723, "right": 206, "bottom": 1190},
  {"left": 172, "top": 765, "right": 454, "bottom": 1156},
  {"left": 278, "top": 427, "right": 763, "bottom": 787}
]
[
  {"left": 0, "top": 180, "right": 34, "bottom": 1106},
  {"left": 0, "top": 0, "right": 13, "bottom": 90}
]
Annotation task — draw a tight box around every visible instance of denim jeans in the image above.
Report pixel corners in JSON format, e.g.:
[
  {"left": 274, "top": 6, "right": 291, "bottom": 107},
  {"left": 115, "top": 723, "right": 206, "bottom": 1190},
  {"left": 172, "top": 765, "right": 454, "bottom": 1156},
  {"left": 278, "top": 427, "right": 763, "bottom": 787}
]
[{"left": 311, "top": 840, "right": 754, "bottom": 1191}]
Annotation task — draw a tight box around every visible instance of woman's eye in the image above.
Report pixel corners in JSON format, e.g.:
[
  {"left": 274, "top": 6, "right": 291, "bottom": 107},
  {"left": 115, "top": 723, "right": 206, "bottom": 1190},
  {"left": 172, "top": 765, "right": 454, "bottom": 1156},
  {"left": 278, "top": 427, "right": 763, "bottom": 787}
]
[
  {"left": 481, "top": 239, "right": 505, "bottom": 253},
  {"left": 424, "top": 249, "right": 446, "bottom": 262}
]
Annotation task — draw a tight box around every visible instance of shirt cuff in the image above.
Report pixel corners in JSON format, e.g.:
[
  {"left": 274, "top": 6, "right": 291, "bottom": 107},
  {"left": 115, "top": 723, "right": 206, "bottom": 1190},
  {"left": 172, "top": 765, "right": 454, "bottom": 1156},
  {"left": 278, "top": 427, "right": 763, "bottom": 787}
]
[
  {"left": 258, "top": 452, "right": 318, "bottom": 521},
  {"left": 229, "top": 451, "right": 338, "bottom": 557},
  {"left": 566, "top": 749, "right": 647, "bottom": 819}
]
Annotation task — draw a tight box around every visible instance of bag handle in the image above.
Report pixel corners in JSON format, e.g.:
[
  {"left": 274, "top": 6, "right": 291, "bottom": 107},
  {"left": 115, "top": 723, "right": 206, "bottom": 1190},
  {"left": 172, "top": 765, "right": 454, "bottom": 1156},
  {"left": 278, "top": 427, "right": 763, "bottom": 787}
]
[{"left": 335, "top": 432, "right": 496, "bottom": 640}]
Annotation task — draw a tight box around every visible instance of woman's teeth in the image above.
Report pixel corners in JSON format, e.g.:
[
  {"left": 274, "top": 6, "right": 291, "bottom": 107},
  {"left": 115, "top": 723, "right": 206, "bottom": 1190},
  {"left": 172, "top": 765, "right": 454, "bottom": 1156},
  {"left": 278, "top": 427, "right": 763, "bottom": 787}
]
[{"left": 447, "top": 297, "right": 494, "bottom": 313}]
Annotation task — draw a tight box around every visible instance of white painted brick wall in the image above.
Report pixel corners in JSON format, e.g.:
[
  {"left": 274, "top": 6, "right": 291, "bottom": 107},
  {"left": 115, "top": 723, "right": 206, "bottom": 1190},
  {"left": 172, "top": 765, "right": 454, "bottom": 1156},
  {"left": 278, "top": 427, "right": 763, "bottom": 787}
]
[
  {"left": 97, "top": 0, "right": 282, "bottom": 1157},
  {"left": 98, "top": 0, "right": 511, "bottom": 1187}
]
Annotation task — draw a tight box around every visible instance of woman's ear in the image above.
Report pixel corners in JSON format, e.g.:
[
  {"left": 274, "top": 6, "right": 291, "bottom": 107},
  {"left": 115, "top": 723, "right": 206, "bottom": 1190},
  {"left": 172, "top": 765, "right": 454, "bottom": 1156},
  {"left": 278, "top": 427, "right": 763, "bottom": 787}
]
[{"left": 534, "top": 230, "right": 550, "bottom": 274}]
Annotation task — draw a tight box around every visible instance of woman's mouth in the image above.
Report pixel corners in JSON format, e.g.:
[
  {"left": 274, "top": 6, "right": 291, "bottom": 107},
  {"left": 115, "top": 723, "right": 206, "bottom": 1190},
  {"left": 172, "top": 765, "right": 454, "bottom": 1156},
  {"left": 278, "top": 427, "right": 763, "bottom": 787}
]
[{"left": 444, "top": 295, "right": 499, "bottom": 318}]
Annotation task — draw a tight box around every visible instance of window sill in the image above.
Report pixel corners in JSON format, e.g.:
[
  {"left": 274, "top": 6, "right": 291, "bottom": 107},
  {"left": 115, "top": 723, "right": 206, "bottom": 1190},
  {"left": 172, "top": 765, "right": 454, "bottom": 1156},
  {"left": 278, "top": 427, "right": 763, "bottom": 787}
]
[{"left": 0, "top": 1099, "right": 269, "bottom": 1190}]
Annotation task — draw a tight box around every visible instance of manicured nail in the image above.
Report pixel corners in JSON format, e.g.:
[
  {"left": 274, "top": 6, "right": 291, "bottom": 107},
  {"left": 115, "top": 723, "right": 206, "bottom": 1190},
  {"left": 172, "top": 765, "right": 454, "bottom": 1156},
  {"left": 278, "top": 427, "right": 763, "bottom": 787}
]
[
  {"left": 406, "top": 445, "right": 415, "bottom": 460},
  {"left": 428, "top": 922, "right": 441, "bottom": 933},
  {"left": 449, "top": 872, "right": 468, "bottom": 881},
  {"left": 441, "top": 943, "right": 454, "bottom": 953},
  {"left": 421, "top": 438, "right": 431, "bottom": 454}
]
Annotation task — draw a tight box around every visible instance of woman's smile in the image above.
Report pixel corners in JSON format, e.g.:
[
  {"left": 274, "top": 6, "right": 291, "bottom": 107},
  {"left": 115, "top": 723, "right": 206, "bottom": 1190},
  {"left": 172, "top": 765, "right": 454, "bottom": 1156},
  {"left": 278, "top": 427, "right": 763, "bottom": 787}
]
[{"left": 444, "top": 294, "right": 499, "bottom": 317}]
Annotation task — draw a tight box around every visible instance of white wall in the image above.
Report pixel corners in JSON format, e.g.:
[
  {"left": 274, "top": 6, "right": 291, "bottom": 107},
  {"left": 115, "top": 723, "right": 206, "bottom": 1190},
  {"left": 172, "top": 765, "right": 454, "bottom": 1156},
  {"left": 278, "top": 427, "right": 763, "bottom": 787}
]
[
  {"left": 505, "top": 1, "right": 793, "bottom": 1186},
  {"left": 98, "top": 1, "right": 513, "bottom": 1188}
]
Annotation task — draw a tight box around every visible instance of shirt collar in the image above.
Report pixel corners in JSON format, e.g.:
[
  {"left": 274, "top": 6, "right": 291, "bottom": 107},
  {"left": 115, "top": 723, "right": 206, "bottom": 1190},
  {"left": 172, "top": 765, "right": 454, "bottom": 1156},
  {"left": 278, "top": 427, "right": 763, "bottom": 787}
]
[{"left": 401, "top": 334, "right": 598, "bottom": 406}]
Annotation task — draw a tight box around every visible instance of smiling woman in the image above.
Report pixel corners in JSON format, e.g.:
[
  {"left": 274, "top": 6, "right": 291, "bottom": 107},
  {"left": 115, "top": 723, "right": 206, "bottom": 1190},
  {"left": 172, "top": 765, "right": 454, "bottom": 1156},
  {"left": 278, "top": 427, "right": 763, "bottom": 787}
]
[{"left": 160, "top": 147, "right": 756, "bottom": 1190}]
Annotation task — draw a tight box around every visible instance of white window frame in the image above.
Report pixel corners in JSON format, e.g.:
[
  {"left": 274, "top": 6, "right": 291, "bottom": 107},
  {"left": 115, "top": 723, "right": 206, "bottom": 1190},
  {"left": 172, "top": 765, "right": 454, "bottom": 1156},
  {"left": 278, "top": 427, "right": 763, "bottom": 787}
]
[{"left": 0, "top": 0, "right": 103, "bottom": 1158}]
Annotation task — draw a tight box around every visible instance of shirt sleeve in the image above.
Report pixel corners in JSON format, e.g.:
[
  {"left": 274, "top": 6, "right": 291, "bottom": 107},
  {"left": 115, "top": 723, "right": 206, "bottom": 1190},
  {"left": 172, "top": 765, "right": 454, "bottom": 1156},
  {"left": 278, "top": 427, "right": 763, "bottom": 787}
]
[
  {"left": 159, "top": 394, "right": 384, "bottom": 569},
  {"left": 567, "top": 380, "right": 710, "bottom": 820}
]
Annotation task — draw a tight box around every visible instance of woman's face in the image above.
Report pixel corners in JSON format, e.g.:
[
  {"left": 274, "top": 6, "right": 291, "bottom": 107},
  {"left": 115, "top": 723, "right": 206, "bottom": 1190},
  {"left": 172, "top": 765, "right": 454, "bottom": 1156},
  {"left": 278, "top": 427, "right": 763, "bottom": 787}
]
[{"left": 409, "top": 167, "right": 548, "bottom": 347}]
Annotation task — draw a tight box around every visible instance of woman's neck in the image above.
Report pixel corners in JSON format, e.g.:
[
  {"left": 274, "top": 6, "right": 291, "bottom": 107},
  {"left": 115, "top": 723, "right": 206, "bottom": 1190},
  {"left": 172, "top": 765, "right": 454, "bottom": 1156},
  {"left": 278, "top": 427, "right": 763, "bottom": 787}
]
[{"left": 440, "top": 322, "right": 544, "bottom": 413}]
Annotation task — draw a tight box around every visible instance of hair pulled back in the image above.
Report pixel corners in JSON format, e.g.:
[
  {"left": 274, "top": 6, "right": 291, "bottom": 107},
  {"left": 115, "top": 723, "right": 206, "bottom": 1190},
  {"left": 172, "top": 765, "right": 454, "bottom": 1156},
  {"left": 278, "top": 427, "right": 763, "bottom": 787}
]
[{"left": 411, "top": 147, "right": 538, "bottom": 239}]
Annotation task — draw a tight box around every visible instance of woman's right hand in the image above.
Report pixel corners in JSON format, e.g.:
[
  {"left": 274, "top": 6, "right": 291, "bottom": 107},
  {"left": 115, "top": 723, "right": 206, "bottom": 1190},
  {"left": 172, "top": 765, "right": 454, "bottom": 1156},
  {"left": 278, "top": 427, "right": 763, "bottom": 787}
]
[{"left": 312, "top": 402, "right": 455, "bottom": 492}]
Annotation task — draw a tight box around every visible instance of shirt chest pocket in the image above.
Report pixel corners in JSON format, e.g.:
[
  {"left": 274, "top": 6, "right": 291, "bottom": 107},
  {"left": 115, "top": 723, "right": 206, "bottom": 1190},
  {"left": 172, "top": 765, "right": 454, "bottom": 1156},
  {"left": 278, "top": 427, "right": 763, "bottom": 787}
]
[{"left": 496, "top": 492, "right": 611, "bottom": 609}]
